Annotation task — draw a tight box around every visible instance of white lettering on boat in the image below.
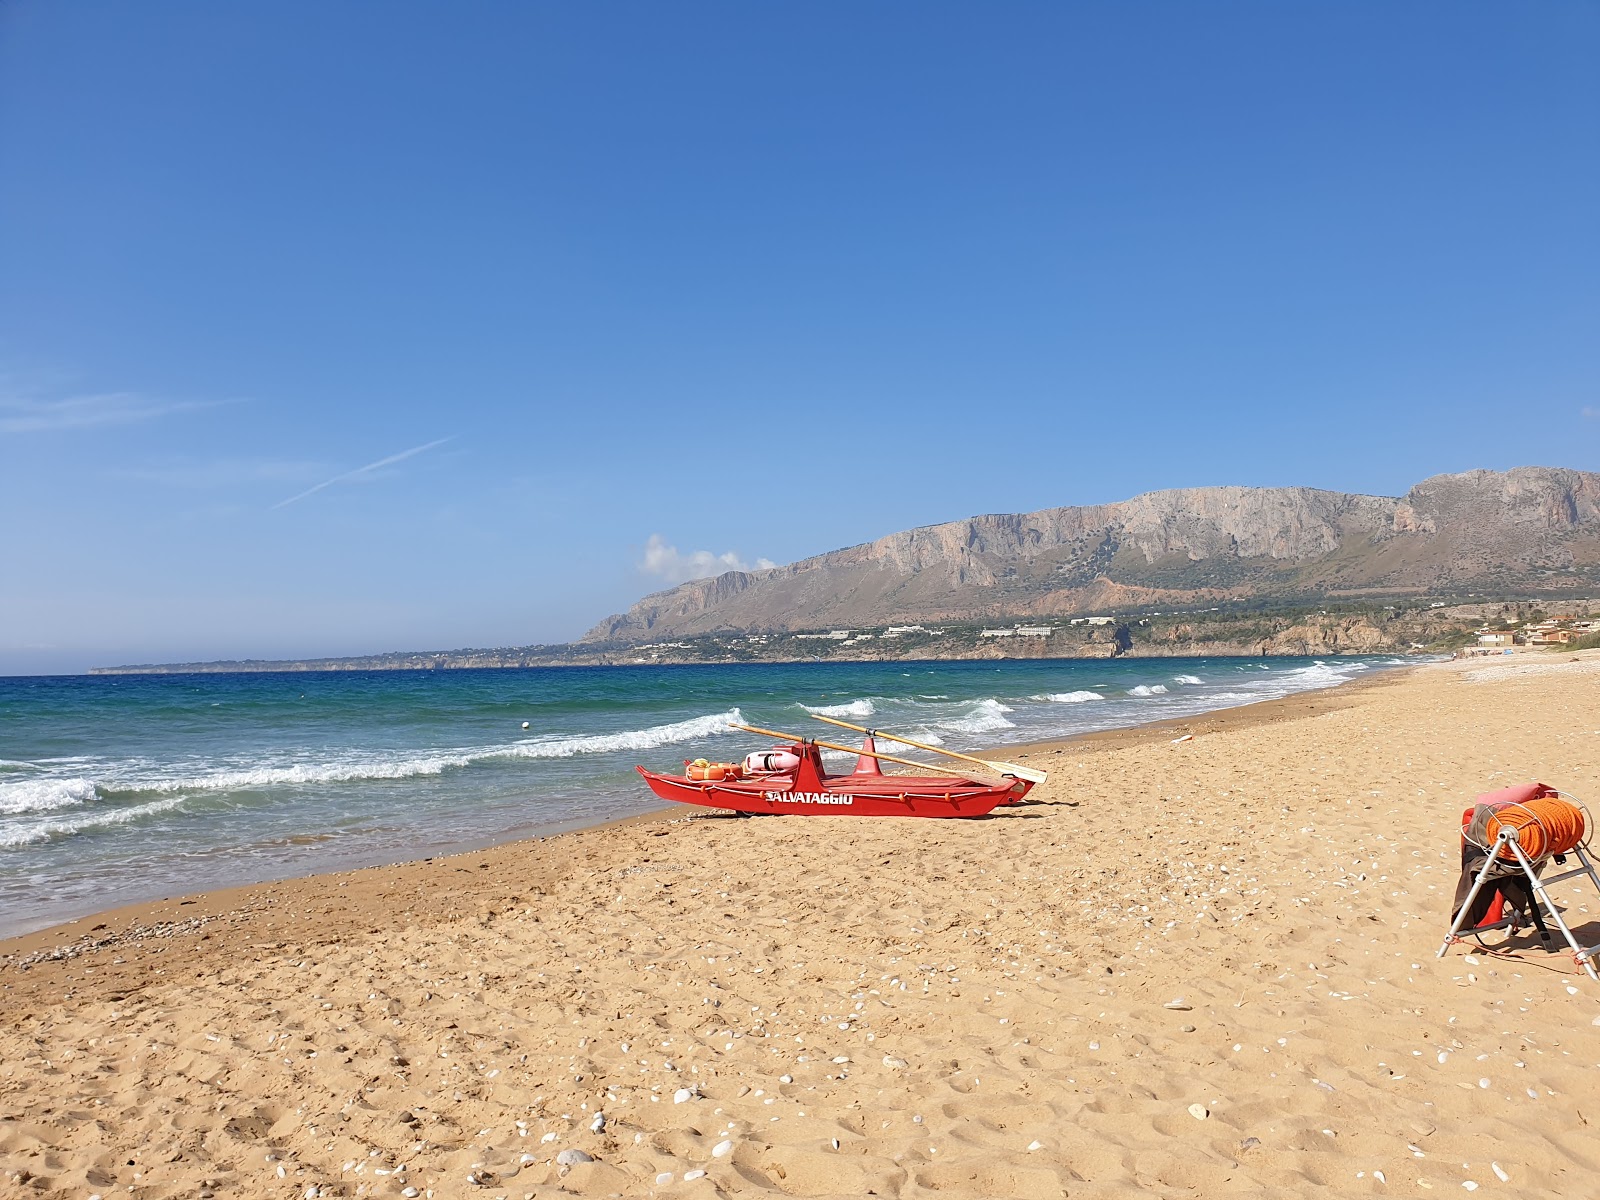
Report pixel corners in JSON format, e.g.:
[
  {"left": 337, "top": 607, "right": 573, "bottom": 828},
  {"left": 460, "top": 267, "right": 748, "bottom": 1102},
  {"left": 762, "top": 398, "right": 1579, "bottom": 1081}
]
[{"left": 764, "top": 791, "right": 855, "bottom": 806}]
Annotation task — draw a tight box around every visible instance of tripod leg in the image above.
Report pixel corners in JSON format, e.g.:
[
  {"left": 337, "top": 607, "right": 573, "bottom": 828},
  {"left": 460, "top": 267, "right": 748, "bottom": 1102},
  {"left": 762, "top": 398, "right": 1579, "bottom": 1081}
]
[
  {"left": 1512, "top": 840, "right": 1600, "bottom": 981},
  {"left": 1439, "top": 842, "right": 1505, "bottom": 959}
]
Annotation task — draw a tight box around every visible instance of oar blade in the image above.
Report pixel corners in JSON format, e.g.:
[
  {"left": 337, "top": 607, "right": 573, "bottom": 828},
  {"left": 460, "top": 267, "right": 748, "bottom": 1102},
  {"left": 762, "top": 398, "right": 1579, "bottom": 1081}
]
[{"left": 981, "top": 759, "right": 1048, "bottom": 785}]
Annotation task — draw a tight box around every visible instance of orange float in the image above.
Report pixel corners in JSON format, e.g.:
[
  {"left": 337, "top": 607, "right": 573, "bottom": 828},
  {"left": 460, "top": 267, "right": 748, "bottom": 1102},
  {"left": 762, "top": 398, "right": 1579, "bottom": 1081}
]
[{"left": 1483, "top": 797, "right": 1586, "bottom": 861}]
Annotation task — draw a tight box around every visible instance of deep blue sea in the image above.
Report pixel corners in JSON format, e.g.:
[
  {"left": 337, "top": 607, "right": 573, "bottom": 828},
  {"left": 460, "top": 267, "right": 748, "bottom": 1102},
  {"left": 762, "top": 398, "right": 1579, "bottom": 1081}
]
[{"left": 0, "top": 656, "right": 1403, "bottom": 938}]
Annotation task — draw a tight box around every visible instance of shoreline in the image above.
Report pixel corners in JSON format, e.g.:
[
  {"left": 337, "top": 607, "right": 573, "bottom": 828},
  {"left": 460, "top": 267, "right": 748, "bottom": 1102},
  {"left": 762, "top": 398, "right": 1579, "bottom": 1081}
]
[
  {"left": 0, "top": 807, "right": 683, "bottom": 1002},
  {"left": 0, "top": 662, "right": 1412, "bottom": 963},
  {"left": 6, "top": 651, "right": 1600, "bottom": 1197},
  {"left": 80, "top": 648, "right": 1412, "bottom": 675}
]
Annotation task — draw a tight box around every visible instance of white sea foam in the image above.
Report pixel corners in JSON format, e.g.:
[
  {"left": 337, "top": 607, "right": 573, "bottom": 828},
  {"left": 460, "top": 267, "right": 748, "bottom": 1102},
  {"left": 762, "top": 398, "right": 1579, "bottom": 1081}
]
[
  {"left": 1041, "top": 690, "right": 1104, "bottom": 703},
  {"left": 0, "top": 797, "right": 187, "bottom": 848},
  {"left": 505, "top": 708, "right": 745, "bottom": 759},
  {"left": 954, "top": 697, "right": 1016, "bottom": 730},
  {"left": 111, "top": 752, "right": 474, "bottom": 794},
  {"left": 1172, "top": 674, "right": 1203, "bottom": 686},
  {"left": 63, "top": 708, "right": 751, "bottom": 798},
  {"left": 1281, "top": 663, "right": 1359, "bottom": 688},
  {"left": 0, "top": 777, "right": 98, "bottom": 815},
  {"left": 1129, "top": 684, "right": 1169, "bottom": 697},
  {"left": 801, "top": 699, "right": 876, "bottom": 719},
  {"left": 903, "top": 698, "right": 1015, "bottom": 740}
]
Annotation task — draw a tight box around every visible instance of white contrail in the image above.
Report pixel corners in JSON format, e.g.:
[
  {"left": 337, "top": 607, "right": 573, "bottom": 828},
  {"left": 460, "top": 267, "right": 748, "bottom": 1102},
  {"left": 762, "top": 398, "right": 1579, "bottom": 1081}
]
[{"left": 270, "top": 436, "right": 455, "bottom": 510}]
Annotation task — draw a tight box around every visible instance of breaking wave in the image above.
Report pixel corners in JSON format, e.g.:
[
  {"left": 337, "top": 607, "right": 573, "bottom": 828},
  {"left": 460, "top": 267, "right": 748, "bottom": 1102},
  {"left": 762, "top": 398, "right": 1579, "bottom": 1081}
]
[
  {"left": 1040, "top": 690, "right": 1104, "bottom": 704},
  {"left": 0, "top": 777, "right": 98, "bottom": 816},
  {"left": 801, "top": 699, "right": 876, "bottom": 719},
  {"left": 901, "top": 698, "right": 1015, "bottom": 742},
  {"left": 5, "top": 709, "right": 751, "bottom": 801},
  {"left": 1129, "top": 684, "right": 1169, "bottom": 697},
  {"left": 1283, "top": 662, "right": 1366, "bottom": 688},
  {"left": 0, "top": 797, "right": 188, "bottom": 848},
  {"left": 1172, "top": 674, "right": 1203, "bottom": 685},
  {"left": 504, "top": 708, "right": 745, "bottom": 759},
  {"left": 139, "top": 754, "right": 475, "bottom": 792}
]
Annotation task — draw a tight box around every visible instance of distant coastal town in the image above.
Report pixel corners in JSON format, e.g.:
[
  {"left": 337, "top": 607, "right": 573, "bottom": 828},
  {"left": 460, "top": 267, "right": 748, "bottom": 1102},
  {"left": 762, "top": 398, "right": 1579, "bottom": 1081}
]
[{"left": 89, "top": 597, "right": 1600, "bottom": 674}]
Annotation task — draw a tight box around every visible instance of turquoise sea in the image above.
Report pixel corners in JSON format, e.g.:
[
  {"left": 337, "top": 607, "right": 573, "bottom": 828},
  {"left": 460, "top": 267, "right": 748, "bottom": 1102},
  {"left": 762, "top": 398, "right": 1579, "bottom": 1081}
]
[{"left": 0, "top": 656, "right": 1403, "bottom": 938}]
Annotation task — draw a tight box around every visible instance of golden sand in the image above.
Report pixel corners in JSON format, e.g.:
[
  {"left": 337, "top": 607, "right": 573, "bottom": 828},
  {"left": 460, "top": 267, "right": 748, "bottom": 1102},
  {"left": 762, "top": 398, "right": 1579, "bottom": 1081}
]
[{"left": 5, "top": 654, "right": 1600, "bottom": 1199}]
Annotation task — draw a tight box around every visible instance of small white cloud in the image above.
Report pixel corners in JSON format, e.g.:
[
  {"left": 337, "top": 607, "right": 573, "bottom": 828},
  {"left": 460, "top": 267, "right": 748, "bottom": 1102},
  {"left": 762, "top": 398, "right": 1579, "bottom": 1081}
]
[
  {"left": 641, "top": 534, "right": 777, "bottom": 584},
  {"left": 1583, "top": 406, "right": 1600, "bottom": 419}
]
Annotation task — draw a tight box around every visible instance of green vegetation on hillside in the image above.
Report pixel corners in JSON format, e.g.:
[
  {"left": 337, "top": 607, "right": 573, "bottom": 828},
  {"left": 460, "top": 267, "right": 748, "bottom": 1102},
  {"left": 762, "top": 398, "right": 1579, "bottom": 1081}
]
[{"left": 96, "top": 596, "right": 1600, "bottom": 673}]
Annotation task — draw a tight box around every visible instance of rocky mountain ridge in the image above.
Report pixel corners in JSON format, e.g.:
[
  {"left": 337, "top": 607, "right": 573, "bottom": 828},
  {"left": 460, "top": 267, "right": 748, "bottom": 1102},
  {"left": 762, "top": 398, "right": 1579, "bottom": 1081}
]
[{"left": 587, "top": 467, "right": 1600, "bottom": 641}]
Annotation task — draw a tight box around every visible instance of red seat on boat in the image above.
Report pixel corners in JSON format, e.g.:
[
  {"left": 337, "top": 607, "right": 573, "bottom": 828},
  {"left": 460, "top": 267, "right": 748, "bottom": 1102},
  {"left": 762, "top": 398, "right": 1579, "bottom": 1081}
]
[{"left": 851, "top": 734, "right": 885, "bottom": 776}]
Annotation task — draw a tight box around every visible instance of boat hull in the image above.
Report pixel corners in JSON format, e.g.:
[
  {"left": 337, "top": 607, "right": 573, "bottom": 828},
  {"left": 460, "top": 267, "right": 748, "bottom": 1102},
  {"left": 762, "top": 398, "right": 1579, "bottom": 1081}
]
[{"left": 636, "top": 766, "right": 1027, "bottom": 818}]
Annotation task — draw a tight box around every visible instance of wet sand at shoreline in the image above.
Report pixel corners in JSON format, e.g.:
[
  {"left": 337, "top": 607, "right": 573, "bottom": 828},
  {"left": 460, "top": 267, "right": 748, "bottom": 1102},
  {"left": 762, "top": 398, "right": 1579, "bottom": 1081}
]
[{"left": 5, "top": 654, "right": 1600, "bottom": 1198}]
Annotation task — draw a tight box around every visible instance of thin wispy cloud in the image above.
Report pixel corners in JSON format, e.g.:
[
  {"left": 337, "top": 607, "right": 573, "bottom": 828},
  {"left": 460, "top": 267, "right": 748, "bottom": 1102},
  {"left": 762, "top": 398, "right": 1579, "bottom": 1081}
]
[
  {"left": 270, "top": 436, "right": 456, "bottom": 509},
  {"left": 116, "top": 458, "right": 327, "bottom": 488},
  {"left": 640, "top": 533, "right": 777, "bottom": 584},
  {"left": 0, "top": 391, "right": 228, "bottom": 434},
  {"left": 1583, "top": 406, "right": 1600, "bottom": 420}
]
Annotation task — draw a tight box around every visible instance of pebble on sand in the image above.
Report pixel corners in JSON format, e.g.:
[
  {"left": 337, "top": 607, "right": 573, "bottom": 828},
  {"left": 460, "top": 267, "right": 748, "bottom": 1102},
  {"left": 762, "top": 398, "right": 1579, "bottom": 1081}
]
[
  {"left": 1188, "top": 1104, "right": 1209, "bottom": 1120},
  {"left": 555, "top": 1149, "right": 594, "bottom": 1166}
]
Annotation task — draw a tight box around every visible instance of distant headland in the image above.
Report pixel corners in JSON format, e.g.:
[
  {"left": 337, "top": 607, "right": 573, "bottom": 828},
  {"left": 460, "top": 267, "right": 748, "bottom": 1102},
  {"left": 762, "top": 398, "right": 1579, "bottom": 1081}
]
[{"left": 94, "top": 466, "right": 1600, "bottom": 674}]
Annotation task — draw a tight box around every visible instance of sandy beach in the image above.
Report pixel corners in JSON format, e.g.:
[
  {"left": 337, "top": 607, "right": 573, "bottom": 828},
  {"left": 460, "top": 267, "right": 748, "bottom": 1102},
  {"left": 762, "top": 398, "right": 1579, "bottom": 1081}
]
[{"left": 5, "top": 654, "right": 1600, "bottom": 1199}]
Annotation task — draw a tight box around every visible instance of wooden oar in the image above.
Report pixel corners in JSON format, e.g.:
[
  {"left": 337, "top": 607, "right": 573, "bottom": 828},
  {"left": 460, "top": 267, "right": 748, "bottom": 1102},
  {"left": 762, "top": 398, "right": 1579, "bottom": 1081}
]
[
  {"left": 728, "top": 722, "right": 989, "bottom": 781},
  {"left": 806, "top": 713, "right": 1049, "bottom": 784}
]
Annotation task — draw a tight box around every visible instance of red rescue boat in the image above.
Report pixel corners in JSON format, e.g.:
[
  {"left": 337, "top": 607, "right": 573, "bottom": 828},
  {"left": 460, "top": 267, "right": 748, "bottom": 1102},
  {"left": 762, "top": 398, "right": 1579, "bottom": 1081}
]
[{"left": 635, "top": 720, "right": 1041, "bottom": 818}]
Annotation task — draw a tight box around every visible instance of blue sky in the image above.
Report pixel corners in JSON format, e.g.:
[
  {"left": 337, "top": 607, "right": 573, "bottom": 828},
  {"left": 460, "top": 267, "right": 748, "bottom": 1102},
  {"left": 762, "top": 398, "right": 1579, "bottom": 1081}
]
[{"left": 2, "top": 2, "right": 1596, "bottom": 674}]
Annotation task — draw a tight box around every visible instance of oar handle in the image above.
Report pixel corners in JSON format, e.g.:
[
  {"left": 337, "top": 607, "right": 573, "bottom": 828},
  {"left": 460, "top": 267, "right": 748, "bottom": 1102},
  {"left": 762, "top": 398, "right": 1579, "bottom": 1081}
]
[
  {"left": 809, "top": 712, "right": 998, "bottom": 769},
  {"left": 728, "top": 723, "right": 982, "bottom": 779},
  {"left": 806, "top": 711, "right": 1047, "bottom": 784},
  {"left": 730, "top": 720, "right": 804, "bottom": 743}
]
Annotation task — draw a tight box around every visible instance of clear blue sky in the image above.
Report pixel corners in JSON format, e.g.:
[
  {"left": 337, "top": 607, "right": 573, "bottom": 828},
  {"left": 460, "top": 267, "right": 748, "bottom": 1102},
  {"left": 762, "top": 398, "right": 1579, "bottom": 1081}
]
[{"left": 2, "top": 2, "right": 1596, "bottom": 674}]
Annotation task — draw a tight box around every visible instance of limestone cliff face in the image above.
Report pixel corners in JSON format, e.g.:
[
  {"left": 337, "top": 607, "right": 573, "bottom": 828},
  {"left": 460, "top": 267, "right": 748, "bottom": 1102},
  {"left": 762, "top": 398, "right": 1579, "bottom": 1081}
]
[{"left": 585, "top": 467, "right": 1600, "bottom": 642}]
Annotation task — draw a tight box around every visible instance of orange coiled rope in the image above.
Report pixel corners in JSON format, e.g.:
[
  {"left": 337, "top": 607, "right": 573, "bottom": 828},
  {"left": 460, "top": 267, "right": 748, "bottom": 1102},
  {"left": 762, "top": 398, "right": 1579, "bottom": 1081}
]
[{"left": 1484, "top": 797, "right": 1587, "bottom": 861}]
